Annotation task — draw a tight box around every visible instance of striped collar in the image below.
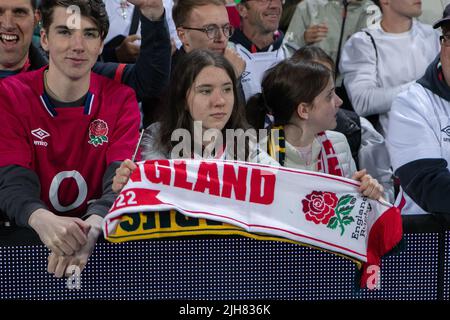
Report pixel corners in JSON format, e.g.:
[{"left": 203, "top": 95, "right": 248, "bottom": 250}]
[
  {"left": 417, "top": 55, "right": 450, "bottom": 102},
  {"left": 230, "top": 28, "right": 284, "bottom": 53},
  {"left": 39, "top": 68, "right": 95, "bottom": 117},
  {"left": 39, "top": 91, "right": 95, "bottom": 117}
]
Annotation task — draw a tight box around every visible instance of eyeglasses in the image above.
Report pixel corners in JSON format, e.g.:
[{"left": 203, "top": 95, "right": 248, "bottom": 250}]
[
  {"left": 441, "top": 34, "right": 450, "bottom": 47},
  {"left": 182, "top": 24, "right": 234, "bottom": 40}
]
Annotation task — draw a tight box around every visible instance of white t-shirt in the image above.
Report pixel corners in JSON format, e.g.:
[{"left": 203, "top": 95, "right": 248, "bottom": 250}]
[{"left": 339, "top": 20, "right": 440, "bottom": 137}]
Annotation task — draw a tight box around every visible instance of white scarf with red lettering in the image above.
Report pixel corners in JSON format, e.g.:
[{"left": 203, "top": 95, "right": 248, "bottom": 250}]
[{"left": 103, "top": 159, "right": 402, "bottom": 288}]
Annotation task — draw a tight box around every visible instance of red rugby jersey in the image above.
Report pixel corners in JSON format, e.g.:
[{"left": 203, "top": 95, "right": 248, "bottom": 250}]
[{"left": 0, "top": 67, "right": 140, "bottom": 217}]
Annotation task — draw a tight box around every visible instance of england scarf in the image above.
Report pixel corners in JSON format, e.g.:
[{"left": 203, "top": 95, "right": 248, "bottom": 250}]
[{"left": 103, "top": 159, "right": 402, "bottom": 288}]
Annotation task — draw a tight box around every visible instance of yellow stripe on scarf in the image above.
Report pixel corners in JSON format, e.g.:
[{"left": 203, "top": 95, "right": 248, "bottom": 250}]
[{"left": 106, "top": 210, "right": 362, "bottom": 268}]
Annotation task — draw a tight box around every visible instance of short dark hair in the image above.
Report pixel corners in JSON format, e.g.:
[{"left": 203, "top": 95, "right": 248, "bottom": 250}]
[
  {"left": 39, "top": 0, "right": 109, "bottom": 40},
  {"left": 292, "top": 46, "right": 335, "bottom": 70},
  {"left": 172, "top": 0, "right": 225, "bottom": 27}
]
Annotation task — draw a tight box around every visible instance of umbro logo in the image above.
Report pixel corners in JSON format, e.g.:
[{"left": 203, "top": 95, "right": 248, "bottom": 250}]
[
  {"left": 32, "top": 128, "right": 50, "bottom": 140},
  {"left": 31, "top": 128, "right": 50, "bottom": 147},
  {"left": 442, "top": 126, "right": 450, "bottom": 137},
  {"left": 241, "top": 71, "right": 251, "bottom": 83},
  {"left": 241, "top": 71, "right": 251, "bottom": 79}
]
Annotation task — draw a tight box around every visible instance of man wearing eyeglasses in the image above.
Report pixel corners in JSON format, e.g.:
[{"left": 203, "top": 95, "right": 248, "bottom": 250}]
[
  {"left": 230, "top": 0, "right": 291, "bottom": 100},
  {"left": 172, "top": 0, "right": 246, "bottom": 78},
  {"left": 386, "top": 4, "right": 450, "bottom": 216}
]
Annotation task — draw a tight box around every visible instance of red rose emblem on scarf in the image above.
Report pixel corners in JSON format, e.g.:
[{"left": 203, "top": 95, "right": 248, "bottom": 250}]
[
  {"left": 89, "top": 119, "right": 108, "bottom": 137},
  {"left": 302, "top": 191, "right": 338, "bottom": 225}
]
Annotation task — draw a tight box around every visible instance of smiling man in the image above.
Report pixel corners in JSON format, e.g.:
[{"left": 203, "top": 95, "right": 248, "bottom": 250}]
[
  {"left": 0, "top": 0, "right": 35, "bottom": 67},
  {"left": 230, "top": 0, "right": 291, "bottom": 100},
  {"left": 0, "top": 0, "right": 44, "bottom": 76},
  {"left": 0, "top": 0, "right": 141, "bottom": 278}
]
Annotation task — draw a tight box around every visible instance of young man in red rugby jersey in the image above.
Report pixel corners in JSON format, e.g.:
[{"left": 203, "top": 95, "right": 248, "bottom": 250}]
[{"left": 0, "top": 0, "right": 164, "bottom": 277}]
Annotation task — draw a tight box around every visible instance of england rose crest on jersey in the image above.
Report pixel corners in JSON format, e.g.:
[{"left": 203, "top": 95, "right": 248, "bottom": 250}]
[{"left": 88, "top": 119, "right": 109, "bottom": 147}]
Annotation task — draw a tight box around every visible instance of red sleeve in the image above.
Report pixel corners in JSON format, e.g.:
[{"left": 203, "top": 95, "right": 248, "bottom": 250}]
[
  {"left": 0, "top": 83, "right": 33, "bottom": 168},
  {"left": 106, "top": 87, "right": 141, "bottom": 164},
  {"left": 226, "top": 5, "right": 241, "bottom": 29}
]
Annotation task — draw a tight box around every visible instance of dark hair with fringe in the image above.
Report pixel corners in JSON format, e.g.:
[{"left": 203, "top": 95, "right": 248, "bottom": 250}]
[
  {"left": 246, "top": 59, "right": 331, "bottom": 129},
  {"left": 39, "top": 0, "right": 109, "bottom": 40}
]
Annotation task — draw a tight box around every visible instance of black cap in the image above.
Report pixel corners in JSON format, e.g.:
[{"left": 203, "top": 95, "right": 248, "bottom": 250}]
[{"left": 433, "top": 3, "right": 450, "bottom": 29}]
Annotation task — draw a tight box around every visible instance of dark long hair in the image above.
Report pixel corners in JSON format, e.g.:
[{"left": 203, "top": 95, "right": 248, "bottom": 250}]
[
  {"left": 246, "top": 59, "right": 331, "bottom": 129},
  {"left": 157, "top": 49, "right": 248, "bottom": 157}
]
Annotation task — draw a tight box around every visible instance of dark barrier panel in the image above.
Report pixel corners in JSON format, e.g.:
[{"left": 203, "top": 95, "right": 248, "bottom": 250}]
[
  {"left": 445, "top": 232, "right": 450, "bottom": 300},
  {"left": 0, "top": 233, "right": 445, "bottom": 300},
  {"left": 1, "top": 214, "right": 450, "bottom": 300}
]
